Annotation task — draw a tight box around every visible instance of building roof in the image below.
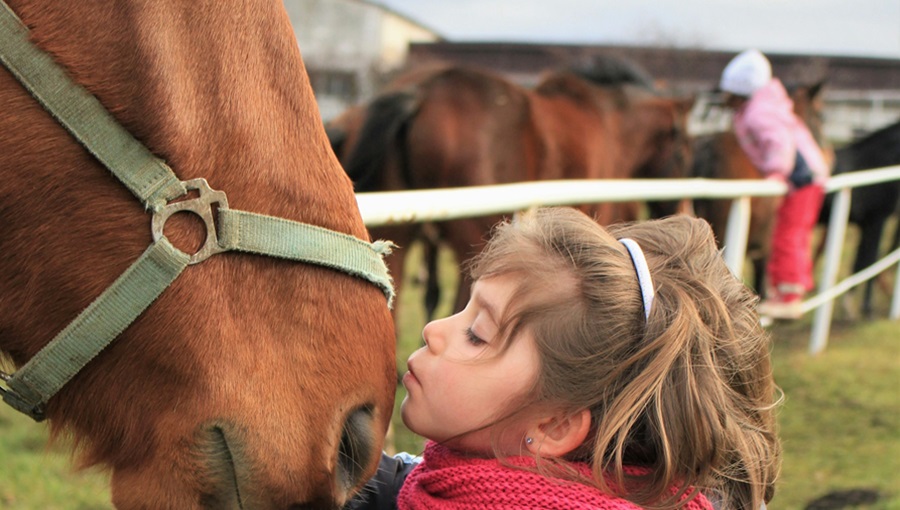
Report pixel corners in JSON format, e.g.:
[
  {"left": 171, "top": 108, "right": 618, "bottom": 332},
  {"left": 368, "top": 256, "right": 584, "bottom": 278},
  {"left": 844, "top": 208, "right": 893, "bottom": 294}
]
[{"left": 406, "top": 42, "right": 900, "bottom": 93}]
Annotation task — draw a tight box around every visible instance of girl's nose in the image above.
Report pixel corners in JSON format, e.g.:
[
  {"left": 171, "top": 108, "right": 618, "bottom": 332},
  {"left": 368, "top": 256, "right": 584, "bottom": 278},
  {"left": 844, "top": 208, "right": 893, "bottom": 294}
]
[{"left": 421, "top": 317, "right": 447, "bottom": 353}]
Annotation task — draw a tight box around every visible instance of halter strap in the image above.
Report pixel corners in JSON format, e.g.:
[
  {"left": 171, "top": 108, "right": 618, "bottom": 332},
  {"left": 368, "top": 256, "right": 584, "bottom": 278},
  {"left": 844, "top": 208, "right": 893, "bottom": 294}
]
[
  {"left": 0, "top": 0, "right": 185, "bottom": 208},
  {"left": 619, "top": 238, "right": 655, "bottom": 320},
  {"left": 0, "top": 0, "right": 393, "bottom": 421}
]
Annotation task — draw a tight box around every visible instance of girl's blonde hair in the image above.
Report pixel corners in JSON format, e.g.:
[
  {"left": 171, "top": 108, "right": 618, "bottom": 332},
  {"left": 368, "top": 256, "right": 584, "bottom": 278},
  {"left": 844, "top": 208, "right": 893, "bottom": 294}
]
[{"left": 468, "top": 207, "right": 780, "bottom": 510}]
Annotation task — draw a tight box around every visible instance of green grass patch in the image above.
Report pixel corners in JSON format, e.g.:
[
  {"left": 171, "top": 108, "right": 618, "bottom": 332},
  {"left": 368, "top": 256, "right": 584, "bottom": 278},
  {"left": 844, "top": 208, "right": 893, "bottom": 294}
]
[
  {"left": 0, "top": 407, "right": 111, "bottom": 509},
  {"left": 770, "top": 319, "right": 900, "bottom": 509}
]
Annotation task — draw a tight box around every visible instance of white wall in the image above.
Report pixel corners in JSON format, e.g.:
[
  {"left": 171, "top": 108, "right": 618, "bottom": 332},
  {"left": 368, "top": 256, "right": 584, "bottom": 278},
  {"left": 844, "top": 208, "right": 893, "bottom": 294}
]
[{"left": 283, "top": 0, "right": 439, "bottom": 120}]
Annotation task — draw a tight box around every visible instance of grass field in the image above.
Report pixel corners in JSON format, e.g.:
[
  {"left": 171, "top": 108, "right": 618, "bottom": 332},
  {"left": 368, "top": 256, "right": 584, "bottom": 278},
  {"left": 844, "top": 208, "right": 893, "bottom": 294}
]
[{"left": 1, "top": 236, "right": 898, "bottom": 509}]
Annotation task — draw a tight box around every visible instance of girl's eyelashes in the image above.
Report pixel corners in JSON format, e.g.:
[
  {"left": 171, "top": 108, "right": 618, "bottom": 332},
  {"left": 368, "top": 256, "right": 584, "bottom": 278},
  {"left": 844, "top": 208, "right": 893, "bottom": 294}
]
[{"left": 464, "top": 327, "right": 486, "bottom": 346}]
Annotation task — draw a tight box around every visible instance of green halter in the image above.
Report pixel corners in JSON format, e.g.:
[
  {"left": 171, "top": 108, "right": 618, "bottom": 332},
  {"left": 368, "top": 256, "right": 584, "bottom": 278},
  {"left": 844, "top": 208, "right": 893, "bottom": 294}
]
[{"left": 0, "top": 1, "right": 394, "bottom": 421}]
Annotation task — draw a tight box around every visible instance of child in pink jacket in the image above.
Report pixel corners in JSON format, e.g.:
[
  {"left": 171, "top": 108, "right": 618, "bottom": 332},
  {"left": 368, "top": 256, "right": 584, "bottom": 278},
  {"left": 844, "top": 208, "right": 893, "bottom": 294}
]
[{"left": 719, "top": 49, "right": 830, "bottom": 318}]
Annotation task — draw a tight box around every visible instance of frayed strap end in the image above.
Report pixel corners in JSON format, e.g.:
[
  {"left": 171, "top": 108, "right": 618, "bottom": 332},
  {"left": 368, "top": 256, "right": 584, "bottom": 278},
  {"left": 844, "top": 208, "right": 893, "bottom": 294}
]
[{"left": 372, "top": 239, "right": 396, "bottom": 256}]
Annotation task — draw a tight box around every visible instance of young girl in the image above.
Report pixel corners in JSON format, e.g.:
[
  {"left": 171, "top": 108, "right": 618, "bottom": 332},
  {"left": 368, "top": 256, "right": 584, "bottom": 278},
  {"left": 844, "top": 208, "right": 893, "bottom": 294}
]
[
  {"left": 719, "top": 49, "right": 831, "bottom": 318},
  {"left": 348, "top": 207, "right": 780, "bottom": 510}
]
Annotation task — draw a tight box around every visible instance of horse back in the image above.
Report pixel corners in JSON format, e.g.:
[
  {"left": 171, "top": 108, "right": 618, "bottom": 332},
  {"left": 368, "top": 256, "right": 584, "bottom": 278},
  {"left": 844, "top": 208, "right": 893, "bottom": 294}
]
[
  {"left": 528, "top": 86, "right": 621, "bottom": 181},
  {"left": 827, "top": 120, "right": 900, "bottom": 223},
  {"left": 353, "top": 66, "right": 538, "bottom": 190}
]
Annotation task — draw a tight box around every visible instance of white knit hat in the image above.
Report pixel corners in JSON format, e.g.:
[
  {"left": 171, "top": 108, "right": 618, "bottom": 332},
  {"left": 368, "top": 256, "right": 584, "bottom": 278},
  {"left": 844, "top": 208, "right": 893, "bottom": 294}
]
[{"left": 719, "top": 49, "right": 772, "bottom": 96}]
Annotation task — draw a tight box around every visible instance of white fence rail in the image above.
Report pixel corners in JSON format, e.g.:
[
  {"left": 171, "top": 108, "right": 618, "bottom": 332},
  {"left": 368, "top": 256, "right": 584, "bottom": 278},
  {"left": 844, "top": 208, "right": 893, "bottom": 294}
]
[{"left": 356, "top": 165, "right": 900, "bottom": 355}]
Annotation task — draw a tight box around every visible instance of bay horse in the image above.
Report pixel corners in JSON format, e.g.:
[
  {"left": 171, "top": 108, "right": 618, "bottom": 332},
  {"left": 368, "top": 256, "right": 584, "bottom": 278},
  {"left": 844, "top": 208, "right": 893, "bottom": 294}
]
[
  {"left": 691, "top": 80, "right": 829, "bottom": 296},
  {"left": 330, "top": 60, "right": 694, "bottom": 319},
  {"left": 818, "top": 119, "right": 900, "bottom": 316},
  {"left": 0, "top": 0, "right": 396, "bottom": 508}
]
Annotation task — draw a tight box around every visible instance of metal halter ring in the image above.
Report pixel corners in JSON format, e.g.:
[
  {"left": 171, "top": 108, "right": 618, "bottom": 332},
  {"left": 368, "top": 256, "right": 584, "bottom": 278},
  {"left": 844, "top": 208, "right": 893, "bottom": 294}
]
[{"left": 151, "top": 178, "right": 229, "bottom": 264}]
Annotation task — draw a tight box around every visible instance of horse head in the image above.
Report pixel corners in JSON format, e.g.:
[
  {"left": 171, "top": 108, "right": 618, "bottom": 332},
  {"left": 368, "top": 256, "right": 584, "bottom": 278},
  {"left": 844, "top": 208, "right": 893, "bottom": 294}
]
[
  {"left": 642, "top": 93, "right": 696, "bottom": 180},
  {"left": 622, "top": 87, "right": 697, "bottom": 217},
  {"left": 788, "top": 79, "right": 833, "bottom": 167},
  {"left": 0, "top": 1, "right": 395, "bottom": 507}
]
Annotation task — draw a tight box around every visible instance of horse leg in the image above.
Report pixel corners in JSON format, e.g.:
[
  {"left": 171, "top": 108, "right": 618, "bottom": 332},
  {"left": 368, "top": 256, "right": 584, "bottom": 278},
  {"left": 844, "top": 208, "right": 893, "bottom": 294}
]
[
  {"left": 854, "top": 218, "right": 887, "bottom": 317},
  {"left": 440, "top": 217, "right": 494, "bottom": 315},
  {"left": 421, "top": 223, "right": 442, "bottom": 321},
  {"left": 813, "top": 226, "right": 828, "bottom": 263},
  {"left": 676, "top": 198, "right": 695, "bottom": 217},
  {"left": 752, "top": 256, "right": 768, "bottom": 299}
]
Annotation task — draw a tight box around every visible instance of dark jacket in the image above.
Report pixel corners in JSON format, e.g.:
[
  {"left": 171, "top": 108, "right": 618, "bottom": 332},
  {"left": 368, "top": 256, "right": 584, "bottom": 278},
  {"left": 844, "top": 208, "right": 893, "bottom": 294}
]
[{"left": 344, "top": 452, "right": 420, "bottom": 510}]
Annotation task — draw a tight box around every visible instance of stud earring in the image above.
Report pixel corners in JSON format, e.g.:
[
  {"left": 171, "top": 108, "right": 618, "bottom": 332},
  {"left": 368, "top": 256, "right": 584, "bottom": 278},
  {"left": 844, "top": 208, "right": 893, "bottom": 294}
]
[{"left": 525, "top": 437, "right": 534, "bottom": 445}]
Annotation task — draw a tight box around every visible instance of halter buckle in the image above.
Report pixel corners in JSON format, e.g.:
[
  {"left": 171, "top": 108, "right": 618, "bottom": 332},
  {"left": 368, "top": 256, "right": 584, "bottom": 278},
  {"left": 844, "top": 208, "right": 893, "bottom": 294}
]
[
  {"left": 0, "top": 370, "right": 45, "bottom": 421},
  {"left": 151, "top": 178, "right": 229, "bottom": 264}
]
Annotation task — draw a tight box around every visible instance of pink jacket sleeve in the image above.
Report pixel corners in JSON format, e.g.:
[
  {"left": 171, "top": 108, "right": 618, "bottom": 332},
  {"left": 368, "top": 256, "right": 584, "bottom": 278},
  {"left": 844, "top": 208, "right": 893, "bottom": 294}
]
[
  {"left": 739, "top": 112, "right": 797, "bottom": 177},
  {"left": 732, "top": 79, "right": 807, "bottom": 179}
]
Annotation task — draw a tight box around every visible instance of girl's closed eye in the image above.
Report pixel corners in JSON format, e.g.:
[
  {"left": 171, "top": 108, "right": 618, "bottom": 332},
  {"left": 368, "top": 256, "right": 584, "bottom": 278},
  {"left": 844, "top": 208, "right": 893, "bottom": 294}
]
[{"left": 464, "top": 327, "right": 487, "bottom": 346}]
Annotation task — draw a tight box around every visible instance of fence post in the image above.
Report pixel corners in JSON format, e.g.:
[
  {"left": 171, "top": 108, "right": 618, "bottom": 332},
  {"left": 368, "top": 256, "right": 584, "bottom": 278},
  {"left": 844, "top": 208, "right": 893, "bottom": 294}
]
[
  {"left": 722, "top": 196, "right": 751, "bottom": 278},
  {"left": 892, "top": 257, "right": 900, "bottom": 320},
  {"left": 810, "top": 188, "right": 852, "bottom": 355}
]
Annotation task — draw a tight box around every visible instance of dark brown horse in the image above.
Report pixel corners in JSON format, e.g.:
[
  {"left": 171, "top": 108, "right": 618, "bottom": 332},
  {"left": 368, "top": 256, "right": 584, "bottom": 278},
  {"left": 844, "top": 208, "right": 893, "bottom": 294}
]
[
  {"left": 818, "top": 119, "right": 900, "bottom": 316},
  {"left": 0, "top": 0, "right": 395, "bottom": 507},
  {"left": 692, "top": 81, "right": 829, "bottom": 296},
  {"left": 330, "top": 60, "right": 694, "bottom": 318}
]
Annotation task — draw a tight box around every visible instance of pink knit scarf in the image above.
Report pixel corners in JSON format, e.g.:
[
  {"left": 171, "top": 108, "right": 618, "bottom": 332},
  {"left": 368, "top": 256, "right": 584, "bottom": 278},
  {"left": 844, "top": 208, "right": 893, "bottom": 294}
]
[{"left": 397, "top": 441, "right": 714, "bottom": 510}]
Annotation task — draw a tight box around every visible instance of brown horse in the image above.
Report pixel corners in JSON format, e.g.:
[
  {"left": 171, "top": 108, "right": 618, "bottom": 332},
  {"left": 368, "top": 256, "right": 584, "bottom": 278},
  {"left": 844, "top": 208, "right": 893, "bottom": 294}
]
[
  {"left": 0, "top": 0, "right": 395, "bottom": 507},
  {"left": 330, "top": 61, "right": 694, "bottom": 318},
  {"left": 692, "top": 81, "right": 829, "bottom": 296}
]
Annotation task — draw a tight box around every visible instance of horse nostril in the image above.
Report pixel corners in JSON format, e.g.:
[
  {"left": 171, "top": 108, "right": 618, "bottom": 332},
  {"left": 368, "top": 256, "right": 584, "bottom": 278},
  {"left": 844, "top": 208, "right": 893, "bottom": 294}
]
[
  {"left": 197, "top": 425, "right": 243, "bottom": 509},
  {"left": 336, "top": 405, "right": 376, "bottom": 494}
]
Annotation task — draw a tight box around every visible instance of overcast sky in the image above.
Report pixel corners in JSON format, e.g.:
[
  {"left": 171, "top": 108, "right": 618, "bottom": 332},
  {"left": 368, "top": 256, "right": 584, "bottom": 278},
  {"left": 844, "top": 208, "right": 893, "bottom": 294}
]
[{"left": 376, "top": 0, "right": 900, "bottom": 60}]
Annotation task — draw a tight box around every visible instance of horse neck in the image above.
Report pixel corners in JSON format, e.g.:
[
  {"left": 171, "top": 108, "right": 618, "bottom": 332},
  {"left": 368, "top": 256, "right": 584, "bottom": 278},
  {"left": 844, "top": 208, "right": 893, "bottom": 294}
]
[
  {"left": 617, "top": 95, "right": 675, "bottom": 176},
  {"left": 838, "top": 121, "right": 900, "bottom": 173},
  {"left": 789, "top": 88, "right": 830, "bottom": 149},
  {"left": 7, "top": 0, "right": 359, "bottom": 235}
]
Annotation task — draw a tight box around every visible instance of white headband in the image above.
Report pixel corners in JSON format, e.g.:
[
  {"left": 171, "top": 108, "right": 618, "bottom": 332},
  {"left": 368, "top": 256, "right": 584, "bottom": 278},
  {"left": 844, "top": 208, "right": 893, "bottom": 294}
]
[{"left": 619, "top": 238, "right": 655, "bottom": 320}]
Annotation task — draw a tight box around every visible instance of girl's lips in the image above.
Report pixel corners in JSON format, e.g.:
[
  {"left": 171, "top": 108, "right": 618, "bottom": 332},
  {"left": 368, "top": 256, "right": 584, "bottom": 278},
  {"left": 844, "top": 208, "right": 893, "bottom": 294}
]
[{"left": 402, "top": 367, "right": 419, "bottom": 388}]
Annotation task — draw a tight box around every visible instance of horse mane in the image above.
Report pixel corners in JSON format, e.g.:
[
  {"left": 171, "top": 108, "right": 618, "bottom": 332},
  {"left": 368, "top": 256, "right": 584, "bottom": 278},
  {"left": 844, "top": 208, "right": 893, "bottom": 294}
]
[
  {"left": 534, "top": 55, "right": 658, "bottom": 111},
  {"left": 567, "top": 55, "right": 657, "bottom": 90},
  {"left": 784, "top": 79, "right": 827, "bottom": 99}
]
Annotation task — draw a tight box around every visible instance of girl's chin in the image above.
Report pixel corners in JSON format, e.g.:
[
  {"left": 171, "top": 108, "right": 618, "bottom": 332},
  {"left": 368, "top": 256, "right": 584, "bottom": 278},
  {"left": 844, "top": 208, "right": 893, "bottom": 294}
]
[
  {"left": 398, "top": 399, "right": 412, "bottom": 426},
  {"left": 398, "top": 400, "right": 426, "bottom": 439}
]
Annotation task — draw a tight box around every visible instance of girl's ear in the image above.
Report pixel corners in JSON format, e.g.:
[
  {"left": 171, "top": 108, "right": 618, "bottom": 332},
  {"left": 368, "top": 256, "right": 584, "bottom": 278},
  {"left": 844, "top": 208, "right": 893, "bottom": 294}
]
[{"left": 525, "top": 409, "right": 592, "bottom": 458}]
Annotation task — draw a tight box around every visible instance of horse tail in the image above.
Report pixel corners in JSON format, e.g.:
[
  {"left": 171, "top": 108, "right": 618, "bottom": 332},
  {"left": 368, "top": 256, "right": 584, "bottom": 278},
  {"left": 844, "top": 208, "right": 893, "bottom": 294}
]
[{"left": 343, "top": 91, "right": 419, "bottom": 192}]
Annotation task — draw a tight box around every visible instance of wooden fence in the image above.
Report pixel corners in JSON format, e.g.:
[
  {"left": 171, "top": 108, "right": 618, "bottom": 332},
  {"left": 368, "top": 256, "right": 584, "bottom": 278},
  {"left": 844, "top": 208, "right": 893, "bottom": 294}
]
[{"left": 356, "top": 165, "right": 900, "bottom": 354}]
